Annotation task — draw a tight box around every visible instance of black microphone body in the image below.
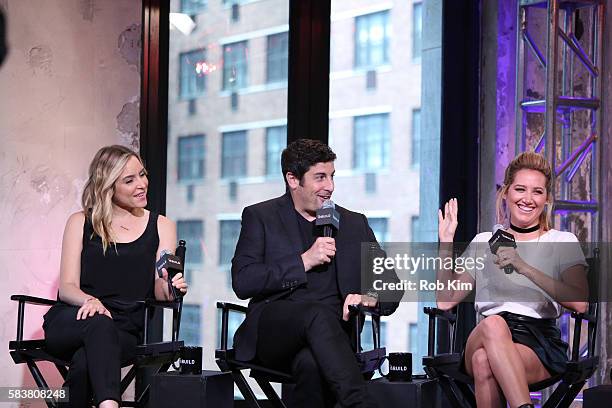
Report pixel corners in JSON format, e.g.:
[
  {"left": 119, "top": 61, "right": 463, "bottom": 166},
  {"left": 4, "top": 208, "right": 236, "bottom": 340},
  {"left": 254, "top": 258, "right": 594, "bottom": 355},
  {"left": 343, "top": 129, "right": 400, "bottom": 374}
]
[
  {"left": 316, "top": 203, "right": 340, "bottom": 237},
  {"left": 488, "top": 227, "right": 517, "bottom": 274},
  {"left": 156, "top": 246, "right": 185, "bottom": 298}
]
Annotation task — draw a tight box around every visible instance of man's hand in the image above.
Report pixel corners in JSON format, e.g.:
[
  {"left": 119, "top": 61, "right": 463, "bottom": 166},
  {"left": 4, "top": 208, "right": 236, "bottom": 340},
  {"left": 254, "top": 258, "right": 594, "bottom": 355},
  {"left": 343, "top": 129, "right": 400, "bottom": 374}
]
[
  {"left": 76, "top": 297, "right": 112, "bottom": 320},
  {"left": 301, "top": 237, "right": 336, "bottom": 271},
  {"left": 342, "top": 293, "right": 378, "bottom": 321}
]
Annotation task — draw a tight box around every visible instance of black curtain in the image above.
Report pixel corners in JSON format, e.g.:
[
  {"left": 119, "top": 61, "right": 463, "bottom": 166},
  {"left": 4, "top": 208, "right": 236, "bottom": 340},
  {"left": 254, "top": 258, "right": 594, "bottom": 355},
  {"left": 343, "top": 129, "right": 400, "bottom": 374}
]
[
  {"left": 439, "top": 0, "right": 481, "bottom": 352},
  {"left": 287, "top": 0, "right": 331, "bottom": 144}
]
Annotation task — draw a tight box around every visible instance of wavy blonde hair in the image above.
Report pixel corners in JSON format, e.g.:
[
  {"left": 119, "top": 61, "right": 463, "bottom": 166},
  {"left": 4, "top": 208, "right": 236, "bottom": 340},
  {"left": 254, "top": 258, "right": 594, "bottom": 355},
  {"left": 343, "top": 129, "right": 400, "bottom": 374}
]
[
  {"left": 81, "top": 145, "right": 143, "bottom": 253},
  {"left": 495, "top": 151, "right": 553, "bottom": 231}
]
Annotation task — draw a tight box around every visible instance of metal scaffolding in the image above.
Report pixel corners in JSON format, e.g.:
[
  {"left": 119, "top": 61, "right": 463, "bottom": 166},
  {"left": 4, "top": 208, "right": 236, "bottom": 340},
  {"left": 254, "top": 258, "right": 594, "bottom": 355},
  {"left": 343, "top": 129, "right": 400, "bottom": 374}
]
[
  {"left": 515, "top": 0, "right": 604, "bottom": 242},
  {"left": 514, "top": 0, "right": 605, "bottom": 402}
]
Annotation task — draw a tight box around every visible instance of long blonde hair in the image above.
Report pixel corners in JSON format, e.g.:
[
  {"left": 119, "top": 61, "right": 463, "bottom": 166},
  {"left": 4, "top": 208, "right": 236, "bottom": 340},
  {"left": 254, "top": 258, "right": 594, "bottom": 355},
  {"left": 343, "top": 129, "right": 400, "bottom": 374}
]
[
  {"left": 81, "top": 145, "right": 143, "bottom": 253},
  {"left": 495, "top": 151, "right": 553, "bottom": 231}
]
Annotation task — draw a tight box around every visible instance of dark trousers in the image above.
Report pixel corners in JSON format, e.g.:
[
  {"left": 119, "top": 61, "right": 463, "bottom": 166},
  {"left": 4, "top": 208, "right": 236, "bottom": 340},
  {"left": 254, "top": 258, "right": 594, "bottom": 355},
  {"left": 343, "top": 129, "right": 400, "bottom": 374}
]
[
  {"left": 43, "top": 304, "right": 138, "bottom": 407},
  {"left": 255, "top": 300, "right": 376, "bottom": 408}
]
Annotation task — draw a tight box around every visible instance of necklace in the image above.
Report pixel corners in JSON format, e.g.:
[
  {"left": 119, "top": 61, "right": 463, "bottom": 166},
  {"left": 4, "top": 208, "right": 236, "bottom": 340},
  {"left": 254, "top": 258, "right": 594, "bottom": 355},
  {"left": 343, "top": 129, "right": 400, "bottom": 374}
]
[
  {"left": 510, "top": 223, "right": 540, "bottom": 233},
  {"left": 119, "top": 225, "right": 130, "bottom": 231}
]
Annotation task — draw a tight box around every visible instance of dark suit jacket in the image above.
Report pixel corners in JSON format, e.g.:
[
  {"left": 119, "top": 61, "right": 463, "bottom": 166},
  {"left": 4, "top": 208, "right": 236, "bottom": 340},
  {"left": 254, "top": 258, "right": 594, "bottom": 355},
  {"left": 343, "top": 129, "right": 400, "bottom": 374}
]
[{"left": 231, "top": 193, "right": 399, "bottom": 361}]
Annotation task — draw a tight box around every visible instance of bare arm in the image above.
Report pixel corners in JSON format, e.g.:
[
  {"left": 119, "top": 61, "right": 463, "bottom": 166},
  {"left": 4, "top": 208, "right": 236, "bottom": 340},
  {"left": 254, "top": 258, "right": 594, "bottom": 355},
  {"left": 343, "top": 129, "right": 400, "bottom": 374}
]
[
  {"left": 58, "top": 212, "right": 112, "bottom": 319},
  {"left": 496, "top": 247, "right": 588, "bottom": 313},
  {"left": 154, "top": 215, "right": 187, "bottom": 301},
  {"left": 436, "top": 198, "right": 474, "bottom": 310},
  {"left": 58, "top": 212, "right": 91, "bottom": 305}
]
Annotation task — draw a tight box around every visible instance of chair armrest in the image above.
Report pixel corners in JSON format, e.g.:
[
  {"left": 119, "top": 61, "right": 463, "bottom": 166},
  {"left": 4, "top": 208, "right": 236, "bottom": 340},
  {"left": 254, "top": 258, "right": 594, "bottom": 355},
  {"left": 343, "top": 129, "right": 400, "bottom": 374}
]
[
  {"left": 142, "top": 298, "right": 182, "bottom": 310},
  {"left": 348, "top": 304, "right": 382, "bottom": 352},
  {"left": 424, "top": 306, "right": 457, "bottom": 323},
  {"left": 11, "top": 294, "right": 56, "bottom": 343},
  {"left": 140, "top": 298, "right": 183, "bottom": 345},
  {"left": 571, "top": 311, "right": 597, "bottom": 324},
  {"left": 217, "top": 301, "right": 247, "bottom": 351},
  {"left": 11, "top": 295, "right": 56, "bottom": 306},
  {"left": 348, "top": 304, "right": 380, "bottom": 317},
  {"left": 424, "top": 307, "right": 457, "bottom": 357},
  {"left": 216, "top": 301, "right": 248, "bottom": 314}
]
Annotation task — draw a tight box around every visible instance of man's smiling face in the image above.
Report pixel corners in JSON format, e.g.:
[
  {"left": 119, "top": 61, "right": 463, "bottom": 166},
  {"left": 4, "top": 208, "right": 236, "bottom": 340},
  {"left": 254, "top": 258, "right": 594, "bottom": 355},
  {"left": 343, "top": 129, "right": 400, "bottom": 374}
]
[{"left": 287, "top": 161, "right": 335, "bottom": 217}]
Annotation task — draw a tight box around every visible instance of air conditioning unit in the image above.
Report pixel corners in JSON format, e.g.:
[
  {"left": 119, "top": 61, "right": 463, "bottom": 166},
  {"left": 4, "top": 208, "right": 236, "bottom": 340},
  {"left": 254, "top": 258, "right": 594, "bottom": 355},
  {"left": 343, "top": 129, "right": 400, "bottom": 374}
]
[
  {"left": 231, "top": 91, "right": 239, "bottom": 111},
  {"left": 231, "top": 3, "right": 240, "bottom": 22},
  {"left": 188, "top": 99, "right": 197, "bottom": 116},
  {"left": 365, "top": 172, "right": 376, "bottom": 194},
  {"left": 366, "top": 69, "right": 377, "bottom": 90},
  {"left": 229, "top": 180, "right": 238, "bottom": 201},
  {"left": 186, "top": 184, "right": 195, "bottom": 203}
]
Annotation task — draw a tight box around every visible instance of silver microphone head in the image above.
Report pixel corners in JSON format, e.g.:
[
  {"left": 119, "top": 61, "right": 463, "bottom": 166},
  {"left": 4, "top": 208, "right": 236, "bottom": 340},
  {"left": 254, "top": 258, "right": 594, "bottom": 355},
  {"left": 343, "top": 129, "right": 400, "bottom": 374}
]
[
  {"left": 493, "top": 224, "right": 504, "bottom": 233},
  {"left": 321, "top": 199, "right": 335, "bottom": 209}
]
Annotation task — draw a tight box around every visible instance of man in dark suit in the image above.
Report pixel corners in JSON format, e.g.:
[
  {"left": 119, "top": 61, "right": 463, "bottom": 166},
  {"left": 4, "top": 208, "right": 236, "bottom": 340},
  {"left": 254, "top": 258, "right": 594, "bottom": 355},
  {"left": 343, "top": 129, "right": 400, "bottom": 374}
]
[{"left": 231, "top": 139, "right": 398, "bottom": 407}]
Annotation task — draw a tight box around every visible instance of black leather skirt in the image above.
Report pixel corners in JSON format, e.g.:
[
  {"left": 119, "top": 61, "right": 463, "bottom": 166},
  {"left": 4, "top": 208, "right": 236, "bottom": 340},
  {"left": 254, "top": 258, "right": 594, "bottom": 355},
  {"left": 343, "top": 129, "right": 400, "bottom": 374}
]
[{"left": 462, "top": 311, "right": 569, "bottom": 376}]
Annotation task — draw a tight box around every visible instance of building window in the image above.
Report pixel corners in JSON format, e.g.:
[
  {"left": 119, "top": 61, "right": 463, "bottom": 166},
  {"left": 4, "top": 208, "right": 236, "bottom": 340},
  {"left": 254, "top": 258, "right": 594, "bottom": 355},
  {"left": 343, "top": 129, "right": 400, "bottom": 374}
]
[
  {"left": 182, "top": 304, "right": 201, "bottom": 346},
  {"left": 355, "top": 10, "right": 390, "bottom": 69},
  {"left": 267, "top": 32, "right": 289, "bottom": 83},
  {"left": 353, "top": 114, "right": 390, "bottom": 171},
  {"left": 221, "top": 131, "right": 247, "bottom": 179},
  {"left": 222, "top": 41, "right": 248, "bottom": 90},
  {"left": 180, "top": 0, "right": 206, "bottom": 14},
  {"left": 412, "top": 109, "right": 421, "bottom": 167},
  {"left": 368, "top": 217, "right": 389, "bottom": 243},
  {"left": 177, "top": 220, "right": 204, "bottom": 284},
  {"left": 412, "top": 2, "right": 423, "bottom": 61},
  {"left": 180, "top": 49, "right": 207, "bottom": 99},
  {"left": 178, "top": 135, "right": 205, "bottom": 181},
  {"left": 219, "top": 220, "right": 241, "bottom": 266},
  {"left": 266, "top": 126, "right": 286, "bottom": 176},
  {"left": 217, "top": 309, "right": 245, "bottom": 349},
  {"left": 361, "top": 320, "right": 387, "bottom": 351}
]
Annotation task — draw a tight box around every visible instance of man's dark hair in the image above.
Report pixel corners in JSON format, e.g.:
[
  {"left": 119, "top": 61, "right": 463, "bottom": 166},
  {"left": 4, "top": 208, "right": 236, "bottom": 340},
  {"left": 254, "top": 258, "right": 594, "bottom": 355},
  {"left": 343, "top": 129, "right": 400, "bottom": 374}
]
[{"left": 281, "top": 139, "right": 336, "bottom": 184}]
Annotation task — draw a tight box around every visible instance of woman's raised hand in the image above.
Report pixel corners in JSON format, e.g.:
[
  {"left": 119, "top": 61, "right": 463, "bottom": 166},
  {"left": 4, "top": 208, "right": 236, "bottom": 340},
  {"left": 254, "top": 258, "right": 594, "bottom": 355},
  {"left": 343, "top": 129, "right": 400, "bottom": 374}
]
[{"left": 438, "top": 198, "right": 458, "bottom": 243}]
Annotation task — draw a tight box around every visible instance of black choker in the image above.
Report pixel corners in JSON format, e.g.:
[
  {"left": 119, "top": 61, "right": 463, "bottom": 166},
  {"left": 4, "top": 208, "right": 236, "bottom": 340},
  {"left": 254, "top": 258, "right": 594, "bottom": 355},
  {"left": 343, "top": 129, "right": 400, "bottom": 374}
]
[{"left": 510, "top": 223, "right": 540, "bottom": 233}]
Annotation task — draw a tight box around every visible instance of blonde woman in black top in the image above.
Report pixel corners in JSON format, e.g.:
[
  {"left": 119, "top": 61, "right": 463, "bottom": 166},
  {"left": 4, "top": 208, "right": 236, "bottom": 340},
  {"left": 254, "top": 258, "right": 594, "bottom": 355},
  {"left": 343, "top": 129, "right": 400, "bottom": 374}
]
[{"left": 44, "top": 145, "right": 187, "bottom": 408}]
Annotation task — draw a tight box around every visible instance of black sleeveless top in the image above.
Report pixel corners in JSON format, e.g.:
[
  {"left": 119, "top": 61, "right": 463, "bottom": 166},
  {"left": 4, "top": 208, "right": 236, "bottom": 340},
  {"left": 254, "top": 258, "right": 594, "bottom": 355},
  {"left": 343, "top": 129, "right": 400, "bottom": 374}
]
[
  {"left": 80, "top": 211, "right": 158, "bottom": 301},
  {"left": 79, "top": 211, "right": 159, "bottom": 333}
]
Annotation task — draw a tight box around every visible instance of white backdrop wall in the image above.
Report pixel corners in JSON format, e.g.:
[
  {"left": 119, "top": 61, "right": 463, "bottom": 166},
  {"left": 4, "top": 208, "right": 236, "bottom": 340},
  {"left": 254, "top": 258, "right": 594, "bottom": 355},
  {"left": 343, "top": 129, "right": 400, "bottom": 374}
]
[{"left": 0, "top": 0, "right": 141, "bottom": 399}]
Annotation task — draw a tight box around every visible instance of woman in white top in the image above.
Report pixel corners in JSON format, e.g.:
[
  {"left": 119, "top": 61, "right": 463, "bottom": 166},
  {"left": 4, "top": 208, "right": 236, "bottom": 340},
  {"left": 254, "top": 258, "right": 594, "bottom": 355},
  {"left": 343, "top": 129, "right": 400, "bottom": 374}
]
[{"left": 437, "top": 152, "right": 588, "bottom": 408}]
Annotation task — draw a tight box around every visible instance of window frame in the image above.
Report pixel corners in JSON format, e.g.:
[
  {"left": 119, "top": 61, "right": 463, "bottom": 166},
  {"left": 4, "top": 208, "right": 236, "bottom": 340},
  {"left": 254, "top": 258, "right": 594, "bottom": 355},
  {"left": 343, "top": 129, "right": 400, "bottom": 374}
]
[
  {"left": 180, "top": 0, "right": 207, "bottom": 14},
  {"left": 221, "top": 130, "right": 247, "bottom": 179},
  {"left": 177, "top": 134, "right": 206, "bottom": 181},
  {"left": 179, "top": 48, "right": 207, "bottom": 100},
  {"left": 353, "top": 113, "right": 390, "bottom": 171},
  {"left": 266, "top": 31, "right": 289, "bottom": 83},
  {"left": 222, "top": 40, "right": 249, "bottom": 90},
  {"left": 354, "top": 10, "right": 390, "bottom": 70}
]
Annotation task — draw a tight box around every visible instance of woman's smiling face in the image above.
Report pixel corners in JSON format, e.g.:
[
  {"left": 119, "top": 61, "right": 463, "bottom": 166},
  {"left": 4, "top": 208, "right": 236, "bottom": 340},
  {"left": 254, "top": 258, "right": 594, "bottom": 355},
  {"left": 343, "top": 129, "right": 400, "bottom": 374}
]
[{"left": 504, "top": 169, "right": 548, "bottom": 228}]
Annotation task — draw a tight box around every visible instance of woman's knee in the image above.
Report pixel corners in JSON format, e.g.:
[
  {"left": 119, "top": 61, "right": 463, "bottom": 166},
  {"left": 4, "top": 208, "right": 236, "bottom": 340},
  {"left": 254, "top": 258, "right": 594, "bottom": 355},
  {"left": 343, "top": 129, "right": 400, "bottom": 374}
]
[
  {"left": 471, "top": 348, "right": 493, "bottom": 383},
  {"left": 82, "top": 314, "right": 119, "bottom": 342},
  {"left": 478, "top": 315, "right": 511, "bottom": 342}
]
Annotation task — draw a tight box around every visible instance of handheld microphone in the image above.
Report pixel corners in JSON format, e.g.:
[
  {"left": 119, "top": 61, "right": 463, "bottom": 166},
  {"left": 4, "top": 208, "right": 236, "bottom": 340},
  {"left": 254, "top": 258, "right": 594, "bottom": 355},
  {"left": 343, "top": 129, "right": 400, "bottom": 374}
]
[
  {"left": 156, "top": 248, "right": 185, "bottom": 298},
  {"left": 488, "top": 224, "right": 516, "bottom": 274},
  {"left": 316, "top": 199, "right": 340, "bottom": 237}
]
